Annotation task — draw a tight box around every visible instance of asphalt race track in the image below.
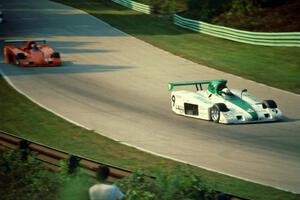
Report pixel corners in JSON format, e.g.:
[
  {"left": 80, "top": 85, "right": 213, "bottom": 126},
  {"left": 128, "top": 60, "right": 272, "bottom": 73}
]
[{"left": 1, "top": 0, "right": 300, "bottom": 193}]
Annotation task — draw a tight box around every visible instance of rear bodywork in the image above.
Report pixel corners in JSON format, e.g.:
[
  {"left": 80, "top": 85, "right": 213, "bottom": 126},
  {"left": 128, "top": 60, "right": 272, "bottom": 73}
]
[
  {"left": 3, "top": 39, "right": 61, "bottom": 67},
  {"left": 169, "top": 80, "right": 282, "bottom": 124}
]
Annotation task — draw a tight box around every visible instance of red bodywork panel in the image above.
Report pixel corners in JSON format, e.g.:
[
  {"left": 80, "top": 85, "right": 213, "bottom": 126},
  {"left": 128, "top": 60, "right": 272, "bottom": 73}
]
[{"left": 4, "top": 40, "right": 62, "bottom": 67}]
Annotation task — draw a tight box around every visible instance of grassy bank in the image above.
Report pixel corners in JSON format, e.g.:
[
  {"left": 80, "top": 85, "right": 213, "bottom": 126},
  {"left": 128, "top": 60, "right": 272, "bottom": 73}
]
[
  {"left": 53, "top": 0, "right": 300, "bottom": 94},
  {"left": 1, "top": 75, "right": 300, "bottom": 200}
]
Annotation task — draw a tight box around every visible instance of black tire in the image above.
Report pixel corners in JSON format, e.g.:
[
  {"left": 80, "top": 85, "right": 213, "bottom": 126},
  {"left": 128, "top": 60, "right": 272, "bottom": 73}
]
[
  {"left": 210, "top": 104, "right": 220, "bottom": 123},
  {"left": 8, "top": 53, "right": 14, "bottom": 63},
  {"left": 210, "top": 103, "right": 229, "bottom": 123},
  {"left": 263, "top": 100, "right": 277, "bottom": 109},
  {"left": 51, "top": 52, "right": 60, "bottom": 58}
]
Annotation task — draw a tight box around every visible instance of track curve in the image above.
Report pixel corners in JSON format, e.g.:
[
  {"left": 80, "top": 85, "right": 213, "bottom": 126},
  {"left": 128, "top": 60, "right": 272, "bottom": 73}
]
[{"left": 1, "top": 0, "right": 300, "bottom": 193}]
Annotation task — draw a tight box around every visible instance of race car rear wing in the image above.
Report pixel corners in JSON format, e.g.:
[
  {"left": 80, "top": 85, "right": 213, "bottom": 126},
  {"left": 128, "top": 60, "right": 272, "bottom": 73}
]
[
  {"left": 168, "top": 80, "right": 211, "bottom": 91},
  {"left": 4, "top": 39, "right": 46, "bottom": 44}
]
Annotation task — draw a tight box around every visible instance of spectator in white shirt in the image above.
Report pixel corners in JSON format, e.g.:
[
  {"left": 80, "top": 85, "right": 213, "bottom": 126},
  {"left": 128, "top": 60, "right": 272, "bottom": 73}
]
[{"left": 89, "top": 166, "right": 125, "bottom": 200}]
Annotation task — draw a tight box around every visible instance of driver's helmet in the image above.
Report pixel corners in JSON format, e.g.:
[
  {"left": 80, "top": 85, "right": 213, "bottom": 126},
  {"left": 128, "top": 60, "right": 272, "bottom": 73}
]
[
  {"left": 29, "top": 42, "right": 37, "bottom": 50},
  {"left": 221, "top": 88, "right": 232, "bottom": 96},
  {"left": 30, "top": 43, "right": 37, "bottom": 49},
  {"left": 218, "top": 84, "right": 226, "bottom": 92}
]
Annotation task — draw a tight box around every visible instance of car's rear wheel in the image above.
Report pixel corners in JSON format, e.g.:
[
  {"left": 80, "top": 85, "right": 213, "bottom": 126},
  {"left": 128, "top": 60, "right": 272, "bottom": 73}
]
[{"left": 210, "top": 105, "right": 220, "bottom": 123}]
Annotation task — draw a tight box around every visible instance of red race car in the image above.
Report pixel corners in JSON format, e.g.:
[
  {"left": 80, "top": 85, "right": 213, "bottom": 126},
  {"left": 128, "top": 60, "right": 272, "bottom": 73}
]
[{"left": 4, "top": 39, "right": 61, "bottom": 67}]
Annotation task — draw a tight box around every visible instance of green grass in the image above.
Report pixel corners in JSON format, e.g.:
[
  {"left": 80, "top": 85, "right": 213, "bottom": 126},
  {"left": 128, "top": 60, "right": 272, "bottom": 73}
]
[
  {"left": 53, "top": 0, "right": 300, "bottom": 94},
  {"left": 1, "top": 75, "right": 300, "bottom": 200}
]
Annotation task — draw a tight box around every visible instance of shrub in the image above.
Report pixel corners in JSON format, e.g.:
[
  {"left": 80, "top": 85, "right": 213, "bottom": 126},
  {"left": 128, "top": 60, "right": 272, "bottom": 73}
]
[
  {"left": 151, "top": 0, "right": 185, "bottom": 14},
  {"left": 117, "top": 169, "right": 216, "bottom": 200},
  {"left": 0, "top": 149, "right": 60, "bottom": 200},
  {"left": 186, "top": 0, "right": 231, "bottom": 20},
  {"left": 0, "top": 149, "right": 93, "bottom": 200},
  {"left": 57, "top": 160, "right": 93, "bottom": 200},
  {"left": 229, "top": 0, "right": 288, "bottom": 15},
  {"left": 0, "top": 149, "right": 216, "bottom": 200}
]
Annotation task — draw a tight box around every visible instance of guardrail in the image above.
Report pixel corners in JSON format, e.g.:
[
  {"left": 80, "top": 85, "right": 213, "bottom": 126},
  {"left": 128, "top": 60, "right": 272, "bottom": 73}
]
[
  {"left": 0, "top": 130, "right": 131, "bottom": 180},
  {"left": 174, "top": 14, "right": 300, "bottom": 47},
  {"left": 0, "top": 130, "right": 248, "bottom": 200},
  {"left": 111, "top": 0, "right": 152, "bottom": 14}
]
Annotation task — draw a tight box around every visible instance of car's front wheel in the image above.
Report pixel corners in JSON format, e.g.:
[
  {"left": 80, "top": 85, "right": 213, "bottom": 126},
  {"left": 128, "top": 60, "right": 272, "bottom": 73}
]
[
  {"left": 51, "top": 52, "right": 60, "bottom": 58},
  {"left": 210, "top": 104, "right": 220, "bottom": 123},
  {"left": 263, "top": 100, "right": 277, "bottom": 109},
  {"left": 210, "top": 103, "right": 229, "bottom": 123}
]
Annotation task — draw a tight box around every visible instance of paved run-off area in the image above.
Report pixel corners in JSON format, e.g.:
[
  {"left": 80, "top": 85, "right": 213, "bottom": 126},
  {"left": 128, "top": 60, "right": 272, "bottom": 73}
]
[{"left": 0, "top": 0, "right": 300, "bottom": 193}]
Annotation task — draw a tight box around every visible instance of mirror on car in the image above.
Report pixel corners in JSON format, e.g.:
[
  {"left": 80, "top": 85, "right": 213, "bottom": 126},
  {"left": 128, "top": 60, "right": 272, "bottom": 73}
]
[{"left": 241, "top": 89, "right": 247, "bottom": 99}]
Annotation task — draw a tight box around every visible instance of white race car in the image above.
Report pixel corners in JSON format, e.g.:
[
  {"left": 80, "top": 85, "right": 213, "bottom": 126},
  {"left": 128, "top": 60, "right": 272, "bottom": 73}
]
[{"left": 168, "top": 80, "right": 282, "bottom": 124}]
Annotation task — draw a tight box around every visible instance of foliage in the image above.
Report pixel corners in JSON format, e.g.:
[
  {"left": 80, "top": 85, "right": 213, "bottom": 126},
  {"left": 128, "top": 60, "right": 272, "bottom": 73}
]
[
  {"left": 57, "top": 161, "right": 93, "bottom": 200},
  {"left": 117, "top": 169, "right": 216, "bottom": 200},
  {"left": 151, "top": 0, "right": 177, "bottom": 14},
  {"left": 210, "top": 0, "right": 300, "bottom": 32},
  {"left": 229, "top": 0, "right": 288, "bottom": 15},
  {"left": 0, "top": 149, "right": 93, "bottom": 200},
  {"left": 0, "top": 149, "right": 216, "bottom": 200},
  {"left": 185, "top": 0, "right": 289, "bottom": 22},
  {"left": 0, "top": 149, "right": 60, "bottom": 200},
  {"left": 134, "top": 0, "right": 187, "bottom": 14},
  {"left": 186, "top": 0, "right": 231, "bottom": 20}
]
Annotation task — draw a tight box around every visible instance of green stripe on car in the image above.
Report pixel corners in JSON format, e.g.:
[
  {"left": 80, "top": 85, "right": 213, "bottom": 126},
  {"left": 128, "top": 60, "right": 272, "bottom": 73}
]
[{"left": 225, "top": 96, "right": 258, "bottom": 121}]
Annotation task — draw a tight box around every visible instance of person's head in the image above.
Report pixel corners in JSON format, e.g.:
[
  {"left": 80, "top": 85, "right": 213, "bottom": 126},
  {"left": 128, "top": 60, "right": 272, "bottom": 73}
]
[
  {"left": 218, "top": 84, "right": 226, "bottom": 91},
  {"left": 28, "top": 42, "right": 37, "bottom": 50},
  {"left": 96, "top": 166, "right": 110, "bottom": 182},
  {"left": 221, "top": 88, "right": 232, "bottom": 96}
]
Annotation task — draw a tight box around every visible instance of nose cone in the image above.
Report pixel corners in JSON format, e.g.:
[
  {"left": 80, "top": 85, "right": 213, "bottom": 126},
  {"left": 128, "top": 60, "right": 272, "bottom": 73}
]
[{"left": 30, "top": 50, "right": 44, "bottom": 64}]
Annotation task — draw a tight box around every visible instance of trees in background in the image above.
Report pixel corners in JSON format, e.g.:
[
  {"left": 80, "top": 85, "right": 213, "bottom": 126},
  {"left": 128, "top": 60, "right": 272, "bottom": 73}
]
[
  {"left": 187, "top": 0, "right": 231, "bottom": 20},
  {"left": 186, "top": 0, "right": 288, "bottom": 20}
]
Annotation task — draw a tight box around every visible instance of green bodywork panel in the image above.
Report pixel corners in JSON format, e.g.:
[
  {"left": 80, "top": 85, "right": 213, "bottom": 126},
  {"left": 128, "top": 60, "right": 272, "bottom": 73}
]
[
  {"left": 223, "top": 95, "right": 259, "bottom": 120},
  {"left": 207, "top": 80, "right": 227, "bottom": 94}
]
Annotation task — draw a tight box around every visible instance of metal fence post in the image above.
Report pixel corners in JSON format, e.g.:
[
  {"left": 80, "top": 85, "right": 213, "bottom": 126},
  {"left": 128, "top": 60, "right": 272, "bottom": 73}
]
[
  {"left": 68, "top": 155, "right": 81, "bottom": 173},
  {"left": 19, "top": 139, "right": 29, "bottom": 161}
]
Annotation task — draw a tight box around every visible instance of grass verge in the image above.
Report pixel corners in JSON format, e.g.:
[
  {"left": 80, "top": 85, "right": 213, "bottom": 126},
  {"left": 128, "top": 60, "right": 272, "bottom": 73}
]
[
  {"left": 1, "top": 75, "right": 300, "bottom": 200},
  {"left": 53, "top": 0, "right": 300, "bottom": 94}
]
